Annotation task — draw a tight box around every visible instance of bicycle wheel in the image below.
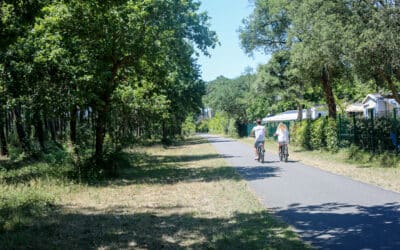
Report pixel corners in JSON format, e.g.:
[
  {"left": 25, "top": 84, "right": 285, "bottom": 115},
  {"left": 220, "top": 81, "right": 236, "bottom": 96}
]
[
  {"left": 279, "top": 146, "right": 283, "bottom": 161},
  {"left": 260, "top": 149, "right": 264, "bottom": 163},
  {"left": 284, "top": 145, "right": 288, "bottom": 162}
]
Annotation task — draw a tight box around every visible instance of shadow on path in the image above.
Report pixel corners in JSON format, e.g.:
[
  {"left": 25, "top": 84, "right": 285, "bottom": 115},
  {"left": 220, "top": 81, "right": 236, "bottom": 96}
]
[
  {"left": 236, "top": 166, "right": 281, "bottom": 180},
  {"left": 275, "top": 202, "right": 400, "bottom": 249}
]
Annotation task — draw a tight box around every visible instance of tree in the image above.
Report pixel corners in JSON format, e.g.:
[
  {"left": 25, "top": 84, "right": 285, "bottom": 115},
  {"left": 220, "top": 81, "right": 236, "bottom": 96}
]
[
  {"left": 239, "top": 0, "right": 290, "bottom": 54},
  {"left": 348, "top": 0, "right": 400, "bottom": 103},
  {"left": 32, "top": 0, "right": 216, "bottom": 163},
  {"left": 288, "top": 0, "right": 352, "bottom": 118},
  {"left": 0, "top": 0, "right": 50, "bottom": 155},
  {"left": 240, "top": 0, "right": 353, "bottom": 118},
  {"left": 0, "top": 0, "right": 216, "bottom": 169},
  {"left": 253, "top": 50, "right": 311, "bottom": 120},
  {"left": 204, "top": 74, "right": 253, "bottom": 123}
]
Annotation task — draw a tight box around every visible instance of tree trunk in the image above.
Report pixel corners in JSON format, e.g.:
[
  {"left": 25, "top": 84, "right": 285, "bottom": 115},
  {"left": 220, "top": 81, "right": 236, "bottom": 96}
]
[
  {"left": 162, "top": 121, "right": 167, "bottom": 142},
  {"left": 321, "top": 67, "right": 337, "bottom": 119},
  {"left": 94, "top": 57, "right": 124, "bottom": 164},
  {"left": 296, "top": 102, "right": 303, "bottom": 121},
  {"left": 5, "top": 110, "right": 10, "bottom": 139},
  {"left": 0, "top": 112, "right": 8, "bottom": 156},
  {"left": 49, "top": 120, "right": 56, "bottom": 142},
  {"left": 34, "top": 111, "right": 45, "bottom": 151},
  {"left": 0, "top": 127, "right": 7, "bottom": 156},
  {"left": 95, "top": 97, "right": 110, "bottom": 163},
  {"left": 14, "top": 105, "right": 30, "bottom": 153},
  {"left": 70, "top": 106, "right": 77, "bottom": 145}
]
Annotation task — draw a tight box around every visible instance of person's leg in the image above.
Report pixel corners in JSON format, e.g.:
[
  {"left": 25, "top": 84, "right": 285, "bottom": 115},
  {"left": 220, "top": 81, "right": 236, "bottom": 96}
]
[
  {"left": 278, "top": 143, "right": 284, "bottom": 157},
  {"left": 254, "top": 142, "right": 259, "bottom": 159}
]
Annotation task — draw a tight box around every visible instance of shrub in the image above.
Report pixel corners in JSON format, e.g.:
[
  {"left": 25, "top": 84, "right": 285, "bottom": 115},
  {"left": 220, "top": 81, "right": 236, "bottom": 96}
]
[
  {"left": 293, "top": 120, "right": 311, "bottom": 150},
  {"left": 378, "top": 152, "right": 398, "bottom": 168},
  {"left": 196, "top": 119, "right": 209, "bottom": 133},
  {"left": 182, "top": 116, "right": 196, "bottom": 137},
  {"left": 289, "top": 122, "right": 300, "bottom": 145},
  {"left": 208, "top": 112, "right": 229, "bottom": 134},
  {"left": 373, "top": 118, "right": 393, "bottom": 152},
  {"left": 310, "top": 118, "right": 326, "bottom": 149},
  {"left": 346, "top": 117, "right": 393, "bottom": 152},
  {"left": 325, "top": 118, "right": 339, "bottom": 152},
  {"left": 227, "top": 118, "right": 238, "bottom": 137},
  {"left": 346, "top": 144, "right": 366, "bottom": 162}
]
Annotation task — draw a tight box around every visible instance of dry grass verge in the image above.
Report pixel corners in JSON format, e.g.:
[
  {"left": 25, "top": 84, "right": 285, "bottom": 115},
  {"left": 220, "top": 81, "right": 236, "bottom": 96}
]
[{"left": 1, "top": 137, "right": 309, "bottom": 249}]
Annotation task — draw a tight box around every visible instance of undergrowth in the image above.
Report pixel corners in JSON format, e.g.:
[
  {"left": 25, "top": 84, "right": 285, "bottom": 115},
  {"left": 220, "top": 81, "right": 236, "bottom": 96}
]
[{"left": 345, "top": 145, "right": 400, "bottom": 168}]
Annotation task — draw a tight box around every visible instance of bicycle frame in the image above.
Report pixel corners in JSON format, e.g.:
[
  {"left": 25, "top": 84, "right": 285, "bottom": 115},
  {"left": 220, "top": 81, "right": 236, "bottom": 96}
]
[{"left": 279, "top": 143, "right": 288, "bottom": 162}]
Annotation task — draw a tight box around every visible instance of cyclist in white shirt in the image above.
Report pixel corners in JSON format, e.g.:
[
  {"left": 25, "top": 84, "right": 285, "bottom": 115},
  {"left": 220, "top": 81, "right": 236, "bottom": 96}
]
[
  {"left": 250, "top": 118, "right": 266, "bottom": 160},
  {"left": 274, "top": 122, "right": 289, "bottom": 154}
]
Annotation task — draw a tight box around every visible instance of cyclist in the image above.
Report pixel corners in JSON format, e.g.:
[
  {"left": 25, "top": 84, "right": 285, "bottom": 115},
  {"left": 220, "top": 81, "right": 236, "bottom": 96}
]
[
  {"left": 250, "top": 118, "right": 266, "bottom": 160},
  {"left": 274, "top": 122, "right": 289, "bottom": 158}
]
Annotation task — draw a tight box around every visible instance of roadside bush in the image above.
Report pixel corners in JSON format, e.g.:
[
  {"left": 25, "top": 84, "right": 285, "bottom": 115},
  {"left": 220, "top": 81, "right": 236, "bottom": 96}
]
[
  {"left": 310, "top": 118, "right": 326, "bottom": 149},
  {"left": 294, "top": 120, "right": 311, "bottom": 150},
  {"left": 208, "top": 113, "right": 229, "bottom": 134},
  {"left": 289, "top": 122, "right": 300, "bottom": 145},
  {"left": 182, "top": 116, "right": 196, "bottom": 137},
  {"left": 208, "top": 112, "right": 229, "bottom": 134},
  {"left": 373, "top": 118, "right": 393, "bottom": 152},
  {"left": 346, "top": 144, "right": 399, "bottom": 168},
  {"left": 347, "top": 117, "right": 394, "bottom": 152},
  {"left": 325, "top": 118, "right": 339, "bottom": 152},
  {"left": 227, "top": 118, "right": 238, "bottom": 137},
  {"left": 378, "top": 152, "right": 398, "bottom": 168},
  {"left": 346, "top": 144, "right": 367, "bottom": 162},
  {"left": 196, "top": 119, "right": 209, "bottom": 133}
]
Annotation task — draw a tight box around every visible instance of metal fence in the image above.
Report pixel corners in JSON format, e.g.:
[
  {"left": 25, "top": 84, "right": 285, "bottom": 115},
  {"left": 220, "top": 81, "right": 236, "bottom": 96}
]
[{"left": 337, "top": 110, "right": 400, "bottom": 152}]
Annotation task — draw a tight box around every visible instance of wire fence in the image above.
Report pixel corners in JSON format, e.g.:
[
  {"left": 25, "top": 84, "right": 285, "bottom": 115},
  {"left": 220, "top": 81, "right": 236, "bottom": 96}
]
[{"left": 337, "top": 110, "right": 400, "bottom": 152}]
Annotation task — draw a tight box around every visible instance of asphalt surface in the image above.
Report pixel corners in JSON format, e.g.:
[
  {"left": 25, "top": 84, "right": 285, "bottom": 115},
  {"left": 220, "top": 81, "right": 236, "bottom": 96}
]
[{"left": 201, "top": 134, "right": 400, "bottom": 250}]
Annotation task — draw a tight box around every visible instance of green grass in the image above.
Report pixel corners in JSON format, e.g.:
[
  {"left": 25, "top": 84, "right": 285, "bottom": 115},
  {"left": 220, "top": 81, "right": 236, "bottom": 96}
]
[{"left": 0, "top": 137, "right": 310, "bottom": 249}]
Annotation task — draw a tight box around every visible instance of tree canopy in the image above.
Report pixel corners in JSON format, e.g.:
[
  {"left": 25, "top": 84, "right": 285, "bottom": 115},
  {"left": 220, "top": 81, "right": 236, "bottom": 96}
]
[
  {"left": 238, "top": 0, "right": 400, "bottom": 119},
  {"left": 0, "top": 0, "right": 217, "bottom": 170}
]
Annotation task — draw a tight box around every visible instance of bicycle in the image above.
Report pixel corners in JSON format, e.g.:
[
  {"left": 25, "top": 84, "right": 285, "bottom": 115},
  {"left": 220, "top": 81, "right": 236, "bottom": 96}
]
[
  {"left": 279, "top": 143, "right": 288, "bottom": 162},
  {"left": 257, "top": 143, "right": 265, "bottom": 163}
]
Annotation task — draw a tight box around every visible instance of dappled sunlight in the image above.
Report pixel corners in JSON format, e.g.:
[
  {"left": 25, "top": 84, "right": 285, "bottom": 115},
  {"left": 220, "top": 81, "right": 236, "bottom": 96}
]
[
  {"left": 0, "top": 205, "right": 308, "bottom": 249},
  {"left": 276, "top": 202, "right": 400, "bottom": 249},
  {"left": 100, "top": 150, "right": 243, "bottom": 186}
]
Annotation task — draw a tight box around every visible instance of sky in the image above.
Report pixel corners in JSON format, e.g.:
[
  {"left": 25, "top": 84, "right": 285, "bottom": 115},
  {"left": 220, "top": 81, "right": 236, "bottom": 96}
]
[{"left": 197, "top": 0, "right": 270, "bottom": 82}]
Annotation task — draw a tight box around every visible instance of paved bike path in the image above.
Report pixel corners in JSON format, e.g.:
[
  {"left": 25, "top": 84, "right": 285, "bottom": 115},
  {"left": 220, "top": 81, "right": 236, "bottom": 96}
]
[{"left": 201, "top": 134, "right": 400, "bottom": 250}]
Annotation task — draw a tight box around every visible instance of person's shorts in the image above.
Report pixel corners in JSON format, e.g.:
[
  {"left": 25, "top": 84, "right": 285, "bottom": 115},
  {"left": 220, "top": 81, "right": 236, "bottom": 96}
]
[
  {"left": 278, "top": 141, "right": 288, "bottom": 146},
  {"left": 254, "top": 140, "right": 264, "bottom": 148}
]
